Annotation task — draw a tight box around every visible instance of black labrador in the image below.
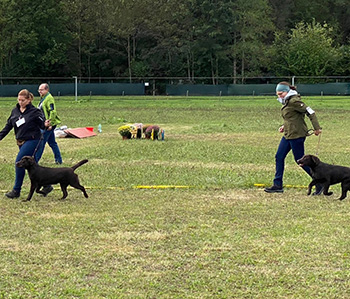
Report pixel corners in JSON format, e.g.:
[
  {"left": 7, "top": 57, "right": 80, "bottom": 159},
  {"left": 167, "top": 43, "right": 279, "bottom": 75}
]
[
  {"left": 297, "top": 154, "right": 350, "bottom": 200},
  {"left": 16, "top": 156, "right": 89, "bottom": 201}
]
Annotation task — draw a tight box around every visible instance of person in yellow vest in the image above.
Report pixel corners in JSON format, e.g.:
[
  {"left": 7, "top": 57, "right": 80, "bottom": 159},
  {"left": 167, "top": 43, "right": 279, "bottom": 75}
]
[
  {"left": 36, "top": 83, "right": 62, "bottom": 163},
  {"left": 36, "top": 83, "right": 63, "bottom": 196}
]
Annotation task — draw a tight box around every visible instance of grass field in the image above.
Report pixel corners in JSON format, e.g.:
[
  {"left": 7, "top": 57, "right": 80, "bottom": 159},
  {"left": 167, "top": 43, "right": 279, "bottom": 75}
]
[{"left": 1, "top": 95, "right": 350, "bottom": 298}]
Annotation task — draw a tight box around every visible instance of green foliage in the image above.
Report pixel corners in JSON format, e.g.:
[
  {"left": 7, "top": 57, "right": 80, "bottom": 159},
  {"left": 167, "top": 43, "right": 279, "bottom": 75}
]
[
  {"left": 1, "top": 0, "right": 350, "bottom": 79},
  {"left": 0, "top": 0, "right": 350, "bottom": 79},
  {"left": 0, "top": 0, "right": 70, "bottom": 76},
  {"left": 270, "top": 21, "right": 341, "bottom": 77},
  {"left": 229, "top": 0, "right": 275, "bottom": 77},
  {"left": 127, "top": 59, "right": 150, "bottom": 77},
  {"left": 337, "top": 44, "right": 350, "bottom": 75}
]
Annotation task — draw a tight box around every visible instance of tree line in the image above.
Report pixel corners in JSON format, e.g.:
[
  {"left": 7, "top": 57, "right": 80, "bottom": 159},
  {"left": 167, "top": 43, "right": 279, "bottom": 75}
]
[{"left": 0, "top": 0, "right": 350, "bottom": 83}]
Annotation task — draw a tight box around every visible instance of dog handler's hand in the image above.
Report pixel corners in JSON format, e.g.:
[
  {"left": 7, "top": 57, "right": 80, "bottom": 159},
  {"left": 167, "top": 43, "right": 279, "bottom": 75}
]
[
  {"left": 279, "top": 125, "right": 284, "bottom": 133},
  {"left": 44, "top": 120, "right": 53, "bottom": 130},
  {"left": 314, "top": 129, "right": 322, "bottom": 136}
]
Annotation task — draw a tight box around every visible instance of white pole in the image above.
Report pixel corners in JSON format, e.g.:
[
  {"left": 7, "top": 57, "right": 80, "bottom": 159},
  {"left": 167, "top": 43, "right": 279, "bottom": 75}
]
[
  {"left": 292, "top": 76, "right": 295, "bottom": 86},
  {"left": 73, "top": 76, "right": 78, "bottom": 101}
]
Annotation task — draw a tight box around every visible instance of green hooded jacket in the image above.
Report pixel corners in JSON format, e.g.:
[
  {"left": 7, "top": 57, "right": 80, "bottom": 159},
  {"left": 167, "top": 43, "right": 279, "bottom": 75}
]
[
  {"left": 281, "top": 94, "right": 321, "bottom": 140},
  {"left": 38, "top": 92, "right": 61, "bottom": 126}
]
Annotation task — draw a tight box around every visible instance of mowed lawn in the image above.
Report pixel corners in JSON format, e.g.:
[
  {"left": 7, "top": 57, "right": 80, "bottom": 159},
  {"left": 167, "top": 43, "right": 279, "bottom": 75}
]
[{"left": 0, "top": 95, "right": 350, "bottom": 298}]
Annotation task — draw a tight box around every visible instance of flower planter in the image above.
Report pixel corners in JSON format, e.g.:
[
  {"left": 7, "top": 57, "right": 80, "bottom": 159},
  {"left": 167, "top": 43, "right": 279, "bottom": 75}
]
[
  {"left": 145, "top": 126, "right": 160, "bottom": 140},
  {"left": 137, "top": 128, "right": 142, "bottom": 139},
  {"left": 118, "top": 125, "right": 133, "bottom": 139},
  {"left": 122, "top": 132, "right": 132, "bottom": 140}
]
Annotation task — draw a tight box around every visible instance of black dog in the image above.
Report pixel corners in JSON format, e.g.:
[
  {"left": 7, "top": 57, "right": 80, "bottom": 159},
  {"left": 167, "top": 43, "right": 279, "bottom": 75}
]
[
  {"left": 16, "top": 156, "right": 89, "bottom": 201},
  {"left": 297, "top": 154, "right": 350, "bottom": 200}
]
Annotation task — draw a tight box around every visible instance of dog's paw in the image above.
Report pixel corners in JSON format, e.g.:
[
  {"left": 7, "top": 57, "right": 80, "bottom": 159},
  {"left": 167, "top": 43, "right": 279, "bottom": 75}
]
[{"left": 325, "top": 192, "right": 333, "bottom": 196}]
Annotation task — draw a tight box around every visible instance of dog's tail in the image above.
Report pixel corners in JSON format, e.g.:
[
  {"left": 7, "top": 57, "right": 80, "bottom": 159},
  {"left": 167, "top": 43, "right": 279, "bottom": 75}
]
[{"left": 71, "top": 159, "right": 88, "bottom": 171}]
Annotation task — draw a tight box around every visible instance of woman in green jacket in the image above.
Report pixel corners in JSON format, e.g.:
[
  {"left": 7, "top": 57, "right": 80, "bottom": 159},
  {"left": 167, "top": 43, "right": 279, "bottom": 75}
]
[{"left": 264, "top": 82, "right": 322, "bottom": 194}]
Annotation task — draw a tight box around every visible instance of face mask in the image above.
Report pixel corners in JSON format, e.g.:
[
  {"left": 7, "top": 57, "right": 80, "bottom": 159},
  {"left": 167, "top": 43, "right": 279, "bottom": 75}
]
[{"left": 277, "top": 97, "right": 285, "bottom": 105}]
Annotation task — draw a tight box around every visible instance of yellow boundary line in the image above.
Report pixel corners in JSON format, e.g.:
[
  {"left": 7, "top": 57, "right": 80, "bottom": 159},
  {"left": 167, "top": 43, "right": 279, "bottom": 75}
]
[
  {"left": 134, "top": 185, "right": 193, "bottom": 189},
  {"left": 86, "top": 185, "right": 194, "bottom": 190}
]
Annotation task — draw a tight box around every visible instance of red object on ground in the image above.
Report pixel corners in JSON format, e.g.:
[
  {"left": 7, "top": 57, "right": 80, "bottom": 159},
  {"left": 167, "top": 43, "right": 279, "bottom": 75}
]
[
  {"left": 86, "top": 127, "right": 94, "bottom": 132},
  {"left": 64, "top": 127, "right": 97, "bottom": 138}
]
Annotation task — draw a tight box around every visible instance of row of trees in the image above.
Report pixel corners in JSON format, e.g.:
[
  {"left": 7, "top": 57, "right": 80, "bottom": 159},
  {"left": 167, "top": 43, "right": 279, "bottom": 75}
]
[{"left": 0, "top": 0, "right": 350, "bottom": 82}]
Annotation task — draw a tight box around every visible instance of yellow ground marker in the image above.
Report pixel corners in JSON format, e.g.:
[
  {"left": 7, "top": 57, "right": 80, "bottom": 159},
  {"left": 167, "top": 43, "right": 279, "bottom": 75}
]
[
  {"left": 77, "top": 185, "right": 193, "bottom": 190},
  {"left": 134, "top": 185, "right": 193, "bottom": 189}
]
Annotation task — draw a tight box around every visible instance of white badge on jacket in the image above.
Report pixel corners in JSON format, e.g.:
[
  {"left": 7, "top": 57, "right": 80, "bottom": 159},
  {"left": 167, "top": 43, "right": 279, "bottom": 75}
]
[{"left": 16, "top": 118, "right": 26, "bottom": 127}]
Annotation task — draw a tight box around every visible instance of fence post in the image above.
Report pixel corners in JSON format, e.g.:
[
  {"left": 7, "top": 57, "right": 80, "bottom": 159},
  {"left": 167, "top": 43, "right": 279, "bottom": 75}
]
[
  {"left": 73, "top": 76, "right": 78, "bottom": 101},
  {"left": 292, "top": 76, "right": 295, "bottom": 86}
]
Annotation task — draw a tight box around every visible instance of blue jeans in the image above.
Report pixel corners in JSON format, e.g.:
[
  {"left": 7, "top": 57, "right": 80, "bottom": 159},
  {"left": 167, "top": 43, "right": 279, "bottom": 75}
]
[
  {"left": 36, "top": 126, "right": 62, "bottom": 163},
  {"left": 273, "top": 136, "right": 311, "bottom": 187},
  {"left": 14, "top": 139, "right": 41, "bottom": 192}
]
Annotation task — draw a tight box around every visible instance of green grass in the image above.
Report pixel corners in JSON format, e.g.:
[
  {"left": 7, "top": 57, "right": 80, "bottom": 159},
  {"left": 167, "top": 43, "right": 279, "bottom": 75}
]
[{"left": 1, "top": 95, "right": 350, "bottom": 298}]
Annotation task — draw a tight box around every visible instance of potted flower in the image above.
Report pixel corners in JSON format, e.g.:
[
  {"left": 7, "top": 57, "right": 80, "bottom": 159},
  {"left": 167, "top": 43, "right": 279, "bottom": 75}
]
[
  {"left": 142, "top": 124, "right": 151, "bottom": 134},
  {"left": 144, "top": 125, "right": 160, "bottom": 140},
  {"left": 132, "top": 123, "right": 143, "bottom": 139},
  {"left": 118, "top": 125, "right": 133, "bottom": 139}
]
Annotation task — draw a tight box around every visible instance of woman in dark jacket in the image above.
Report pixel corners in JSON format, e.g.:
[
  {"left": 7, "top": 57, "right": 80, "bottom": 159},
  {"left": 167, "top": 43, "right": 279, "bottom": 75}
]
[
  {"left": 264, "top": 82, "right": 322, "bottom": 194},
  {"left": 0, "top": 89, "right": 49, "bottom": 198}
]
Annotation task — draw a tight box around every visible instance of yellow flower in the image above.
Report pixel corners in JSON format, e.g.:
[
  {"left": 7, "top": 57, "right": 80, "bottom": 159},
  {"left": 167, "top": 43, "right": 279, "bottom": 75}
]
[{"left": 118, "top": 125, "right": 133, "bottom": 136}]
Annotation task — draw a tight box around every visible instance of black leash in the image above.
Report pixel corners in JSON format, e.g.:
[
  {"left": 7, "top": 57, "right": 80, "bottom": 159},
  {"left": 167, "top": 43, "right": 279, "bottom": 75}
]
[
  {"left": 306, "top": 129, "right": 315, "bottom": 136},
  {"left": 32, "top": 129, "right": 46, "bottom": 158}
]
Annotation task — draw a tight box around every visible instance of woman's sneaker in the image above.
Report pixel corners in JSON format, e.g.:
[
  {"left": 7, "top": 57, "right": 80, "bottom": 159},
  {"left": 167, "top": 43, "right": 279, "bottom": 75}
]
[
  {"left": 5, "top": 190, "right": 20, "bottom": 198},
  {"left": 264, "top": 185, "right": 284, "bottom": 193}
]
